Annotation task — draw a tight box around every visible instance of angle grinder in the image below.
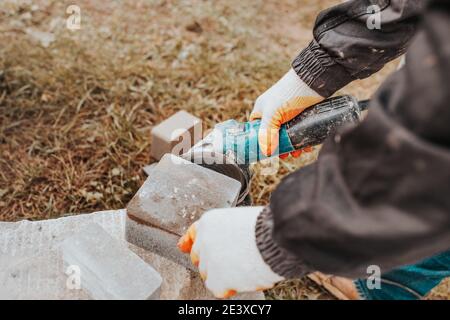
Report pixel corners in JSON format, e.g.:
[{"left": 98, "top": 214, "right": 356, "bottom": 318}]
[{"left": 184, "top": 95, "right": 369, "bottom": 205}]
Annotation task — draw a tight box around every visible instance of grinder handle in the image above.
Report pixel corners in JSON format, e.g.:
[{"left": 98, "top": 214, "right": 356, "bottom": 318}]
[{"left": 282, "top": 95, "right": 363, "bottom": 151}]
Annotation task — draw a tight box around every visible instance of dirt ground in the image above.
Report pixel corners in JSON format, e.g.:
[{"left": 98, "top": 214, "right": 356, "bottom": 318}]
[{"left": 0, "top": 0, "right": 448, "bottom": 299}]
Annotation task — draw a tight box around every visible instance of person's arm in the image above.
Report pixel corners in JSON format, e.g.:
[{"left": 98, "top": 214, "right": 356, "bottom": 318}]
[
  {"left": 256, "top": 0, "right": 450, "bottom": 279},
  {"left": 177, "top": 0, "right": 449, "bottom": 298},
  {"left": 251, "top": 0, "right": 423, "bottom": 157},
  {"left": 293, "top": 0, "right": 423, "bottom": 97}
]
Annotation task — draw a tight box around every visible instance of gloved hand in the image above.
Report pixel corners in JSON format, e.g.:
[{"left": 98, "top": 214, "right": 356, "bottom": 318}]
[
  {"left": 250, "top": 68, "right": 323, "bottom": 157},
  {"left": 177, "top": 206, "right": 284, "bottom": 298}
]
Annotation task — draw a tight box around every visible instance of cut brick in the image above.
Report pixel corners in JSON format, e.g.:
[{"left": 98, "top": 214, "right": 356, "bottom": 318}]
[
  {"left": 150, "top": 110, "right": 202, "bottom": 160},
  {"left": 129, "top": 154, "right": 242, "bottom": 235},
  {"left": 126, "top": 154, "right": 241, "bottom": 269},
  {"left": 61, "top": 223, "right": 162, "bottom": 300},
  {"left": 0, "top": 210, "right": 264, "bottom": 300}
]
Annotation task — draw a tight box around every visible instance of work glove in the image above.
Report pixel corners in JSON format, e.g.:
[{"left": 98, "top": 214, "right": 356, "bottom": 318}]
[
  {"left": 250, "top": 68, "right": 323, "bottom": 157},
  {"left": 177, "top": 206, "right": 284, "bottom": 298}
]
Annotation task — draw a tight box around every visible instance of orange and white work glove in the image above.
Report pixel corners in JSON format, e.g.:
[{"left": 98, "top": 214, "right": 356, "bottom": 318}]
[
  {"left": 250, "top": 68, "right": 324, "bottom": 157},
  {"left": 177, "top": 207, "right": 284, "bottom": 298}
]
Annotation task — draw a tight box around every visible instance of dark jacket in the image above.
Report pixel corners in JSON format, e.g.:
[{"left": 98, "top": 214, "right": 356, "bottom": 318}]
[{"left": 255, "top": 0, "right": 450, "bottom": 279}]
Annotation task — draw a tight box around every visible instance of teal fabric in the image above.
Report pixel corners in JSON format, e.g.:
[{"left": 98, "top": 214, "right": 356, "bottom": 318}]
[{"left": 354, "top": 250, "right": 450, "bottom": 300}]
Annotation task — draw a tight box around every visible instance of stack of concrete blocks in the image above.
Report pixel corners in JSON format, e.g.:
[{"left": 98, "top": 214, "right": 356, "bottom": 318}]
[
  {"left": 126, "top": 153, "right": 265, "bottom": 299},
  {"left": 0, "top": 210, "right": 263, "bottom": 299}
]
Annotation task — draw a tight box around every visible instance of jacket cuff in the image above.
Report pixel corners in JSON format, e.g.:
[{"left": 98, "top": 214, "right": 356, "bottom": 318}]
[
  {"left": 255, "top": 207, "right": 311, "bottom": 279},
  {"left": 292, "top": 40, "right": 354, "bottom": 97}
]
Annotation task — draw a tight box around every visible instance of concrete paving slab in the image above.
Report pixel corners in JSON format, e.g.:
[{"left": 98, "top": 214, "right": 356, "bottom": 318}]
[{"left": 61, "top": 223, "right": 162, "bottom": 300}]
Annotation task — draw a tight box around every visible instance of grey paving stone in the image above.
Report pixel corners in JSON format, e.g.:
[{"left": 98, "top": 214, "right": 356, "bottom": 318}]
[
  {"left": 125, "top": 214, "right": 192, "bottom": 270},
  {"left": 128, "top": 154, "right": 241, "bottom": 236},
  {"left": 126, "top": 154, "right": 241, "bottom": 268},
  {"left": 61, "top": 223, "right": 162, "bottom": 300}
]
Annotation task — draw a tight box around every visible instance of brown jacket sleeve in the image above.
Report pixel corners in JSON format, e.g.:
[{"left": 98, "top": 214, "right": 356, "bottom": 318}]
[{"left": 256, "top": 0, "right": 450, "bottom": 279}]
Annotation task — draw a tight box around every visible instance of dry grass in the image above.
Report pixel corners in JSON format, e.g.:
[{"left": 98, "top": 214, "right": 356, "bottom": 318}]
[
  {"left": 0, "top": 0, "right": 447, "bottom": 299},
  {"left": 0, "top": 0, "right": 284, "bottom": 220}
]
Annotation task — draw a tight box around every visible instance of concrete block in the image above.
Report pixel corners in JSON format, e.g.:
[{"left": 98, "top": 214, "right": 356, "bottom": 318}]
[
  {"left": 151, "top": 110, "right": 202, "bottom": 160},
  {"left": 61, "top": 223, "right": 162, "bottom": 300},
  {"left": 128, "top": 154, "right": 242, "bottom": 235},
  {"left": 126, "top": 154, "right": 241, "bottom": 269},
  {"left": 125, "top": 214, "right": 192, "bottom": 269}
]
